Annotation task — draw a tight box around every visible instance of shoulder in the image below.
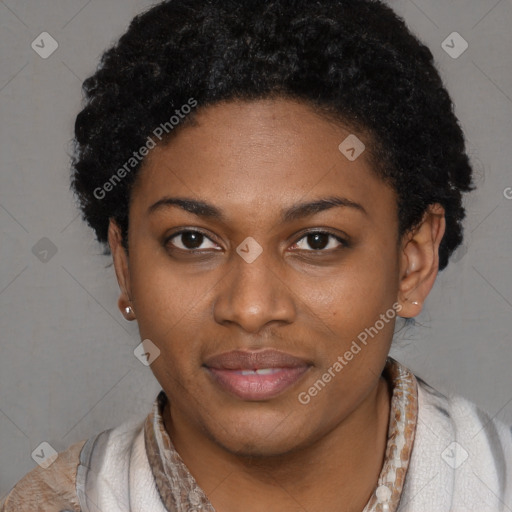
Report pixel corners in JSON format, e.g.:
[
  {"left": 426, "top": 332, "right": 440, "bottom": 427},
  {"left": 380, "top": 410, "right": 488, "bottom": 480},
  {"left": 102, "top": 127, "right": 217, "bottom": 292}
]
[
  {"left": 417, "top": 375, "right": 512, "bottom": 450},
  {"left": 1, "top": 394, "right": 163, "bottom": 512},
  {"left": 0, "top": 414, "right": 147, "bottom": 512},
  {"left": 0, "top": 439, "right": 86, "bottom": 512},
  {"left": 402, "top": 375, "right": 512, "bottom": 511}
]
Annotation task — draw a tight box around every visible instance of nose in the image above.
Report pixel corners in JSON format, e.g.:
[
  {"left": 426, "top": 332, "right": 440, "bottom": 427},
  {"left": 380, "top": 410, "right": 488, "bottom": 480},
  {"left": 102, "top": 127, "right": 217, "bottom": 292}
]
[{"left": 213, "top": 249, "right": 296, "bottom": 334}]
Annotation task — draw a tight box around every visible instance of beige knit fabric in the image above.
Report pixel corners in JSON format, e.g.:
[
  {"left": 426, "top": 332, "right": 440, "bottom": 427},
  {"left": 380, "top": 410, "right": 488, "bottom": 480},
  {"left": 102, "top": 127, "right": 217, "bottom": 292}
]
[{"left": 0, "top": 439, "right": 86, "bottom": 512}]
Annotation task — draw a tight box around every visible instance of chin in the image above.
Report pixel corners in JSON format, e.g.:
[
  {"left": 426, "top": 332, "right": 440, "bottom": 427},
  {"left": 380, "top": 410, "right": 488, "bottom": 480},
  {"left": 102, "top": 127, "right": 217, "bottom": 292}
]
[
  {"left": 215, "top": 433, "right": 303, "bottom": 459},
  {"left": 204, "top": 410, "right": 313, "bottom": 458}
]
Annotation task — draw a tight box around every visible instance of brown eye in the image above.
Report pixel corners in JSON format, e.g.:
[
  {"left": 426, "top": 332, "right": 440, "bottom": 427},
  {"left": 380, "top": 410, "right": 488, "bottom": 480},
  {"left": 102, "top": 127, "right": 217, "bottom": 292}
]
[
  {"left": 292, "top": 232, "right": 347, "bottom": 252},
  {"left": 166, "top": 230, "right": 220, "bottom": 251}
]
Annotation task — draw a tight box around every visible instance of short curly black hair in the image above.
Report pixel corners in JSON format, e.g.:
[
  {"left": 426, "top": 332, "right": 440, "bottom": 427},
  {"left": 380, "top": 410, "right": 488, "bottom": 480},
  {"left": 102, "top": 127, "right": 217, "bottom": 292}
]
[{"left": 71, "top": 0, "right": 474, "bottom": 270}]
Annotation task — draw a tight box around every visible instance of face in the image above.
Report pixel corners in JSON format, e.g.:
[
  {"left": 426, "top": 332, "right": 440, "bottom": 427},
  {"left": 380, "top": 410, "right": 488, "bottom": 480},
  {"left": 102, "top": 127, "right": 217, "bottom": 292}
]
[{"left": 114, "top": 98, "right": 406, "bottom": 457}]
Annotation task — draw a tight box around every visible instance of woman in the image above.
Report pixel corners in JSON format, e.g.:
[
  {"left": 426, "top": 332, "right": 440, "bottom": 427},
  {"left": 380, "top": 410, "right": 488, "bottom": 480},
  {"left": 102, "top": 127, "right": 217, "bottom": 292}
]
[{"left": 2, "top": 0, "right": 511, "bottom": 511}]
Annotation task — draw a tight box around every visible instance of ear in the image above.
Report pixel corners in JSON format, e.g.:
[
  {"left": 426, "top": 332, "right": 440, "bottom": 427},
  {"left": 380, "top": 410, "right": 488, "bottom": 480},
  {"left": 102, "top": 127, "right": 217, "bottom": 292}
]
[
  {"left": 107, "top": 218, "right": 135, "bottom": 320},
  {"left": 397, "top": 204, "right": 446, "bottom": 318}
]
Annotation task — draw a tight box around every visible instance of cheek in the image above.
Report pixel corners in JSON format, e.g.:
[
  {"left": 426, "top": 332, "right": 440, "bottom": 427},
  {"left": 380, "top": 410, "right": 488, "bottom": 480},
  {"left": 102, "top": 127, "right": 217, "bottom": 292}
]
[
  {"left": 296, "top": 267, "right": 397, "bottom": 418},
  {"left": 305, "top": 251, "right": 399, "bottom": 329},
  {"left": 131, "top": 243, "right": 201, "bottom": 310},
  {"left": 129, "top": 251, "right": 212, "bottom": 360}
]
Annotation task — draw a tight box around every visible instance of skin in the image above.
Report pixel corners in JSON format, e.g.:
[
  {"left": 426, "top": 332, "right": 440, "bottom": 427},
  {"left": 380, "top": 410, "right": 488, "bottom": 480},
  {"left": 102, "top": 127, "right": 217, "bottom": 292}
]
[{"left": 108, "top": 98, "right": 445, "bottom": 512}]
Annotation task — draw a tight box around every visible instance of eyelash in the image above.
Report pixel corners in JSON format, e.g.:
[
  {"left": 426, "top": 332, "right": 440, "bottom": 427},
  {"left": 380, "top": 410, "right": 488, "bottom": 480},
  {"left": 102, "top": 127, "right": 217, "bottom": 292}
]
[{"left": 164, "top": 229, "right": 349, "bottom": 254}]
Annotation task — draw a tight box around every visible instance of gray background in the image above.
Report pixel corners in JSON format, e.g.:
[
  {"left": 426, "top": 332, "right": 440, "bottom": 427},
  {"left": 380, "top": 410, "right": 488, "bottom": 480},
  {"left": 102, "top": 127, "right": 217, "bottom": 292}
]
[{"left": 0, "top": 0, "right": 511, "bottom": 498}]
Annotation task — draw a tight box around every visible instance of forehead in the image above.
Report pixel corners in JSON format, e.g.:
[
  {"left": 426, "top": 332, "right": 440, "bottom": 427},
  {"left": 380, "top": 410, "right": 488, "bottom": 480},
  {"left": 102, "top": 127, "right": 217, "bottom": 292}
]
[{"left": 130, "top": 98, "right": 396, "bottom": 224}]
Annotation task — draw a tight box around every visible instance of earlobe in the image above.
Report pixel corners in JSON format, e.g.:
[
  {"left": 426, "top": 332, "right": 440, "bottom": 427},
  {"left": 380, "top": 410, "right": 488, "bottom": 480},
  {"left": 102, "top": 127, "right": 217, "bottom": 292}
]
[
  {"left": 397, "top": 204, "right": 446, "bottom": 318},
  {"left": 107, "top": 219, "right": 135, "bottom": 320}
]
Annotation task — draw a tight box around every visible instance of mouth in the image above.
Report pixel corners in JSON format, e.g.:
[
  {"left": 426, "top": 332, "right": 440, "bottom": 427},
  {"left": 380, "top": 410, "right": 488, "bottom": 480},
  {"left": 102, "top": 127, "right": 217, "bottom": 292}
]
[{"left": 203, "top": 349, "right": 312, "bottom": 401}]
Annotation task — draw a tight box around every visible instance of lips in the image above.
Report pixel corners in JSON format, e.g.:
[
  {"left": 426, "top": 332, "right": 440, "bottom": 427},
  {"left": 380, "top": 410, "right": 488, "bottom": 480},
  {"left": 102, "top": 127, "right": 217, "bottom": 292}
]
[
  {"left": 203, "top": 349, "right": 310, "bottom": 371},
  {"left": 203, "top": 349, "right": 312, "bottom": 400}
]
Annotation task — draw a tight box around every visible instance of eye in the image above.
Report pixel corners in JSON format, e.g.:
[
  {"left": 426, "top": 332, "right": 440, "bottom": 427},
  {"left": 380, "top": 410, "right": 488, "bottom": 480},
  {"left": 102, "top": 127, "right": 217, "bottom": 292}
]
[
  {"left": 290, "top": 231, "right": 348, "bottom": 252},
  {"left": 165, "top": 230, "right": 221, "bottom": 252}
]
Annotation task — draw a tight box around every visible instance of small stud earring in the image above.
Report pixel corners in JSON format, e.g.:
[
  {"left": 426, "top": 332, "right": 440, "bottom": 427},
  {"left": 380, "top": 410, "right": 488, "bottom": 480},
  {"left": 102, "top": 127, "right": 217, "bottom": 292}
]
[
  {"left": 411, "top": 301, "right": 420, "bottom": 306},
  {"left": 124, "top": 305, "right": 134, "bottom": 317}
]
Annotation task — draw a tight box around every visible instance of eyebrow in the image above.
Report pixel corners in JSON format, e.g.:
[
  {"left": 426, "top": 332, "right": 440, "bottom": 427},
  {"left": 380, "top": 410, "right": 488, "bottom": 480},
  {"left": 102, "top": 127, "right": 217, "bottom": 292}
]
[{"left": 147, "top": 195, "right": 367, "bottom": 222}]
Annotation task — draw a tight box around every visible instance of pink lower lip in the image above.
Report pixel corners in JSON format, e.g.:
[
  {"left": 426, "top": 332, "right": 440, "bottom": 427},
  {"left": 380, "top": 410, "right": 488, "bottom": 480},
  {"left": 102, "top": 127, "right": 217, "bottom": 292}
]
[{"left": 205, "top": 366, "right": 310, "bottom": 400}]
